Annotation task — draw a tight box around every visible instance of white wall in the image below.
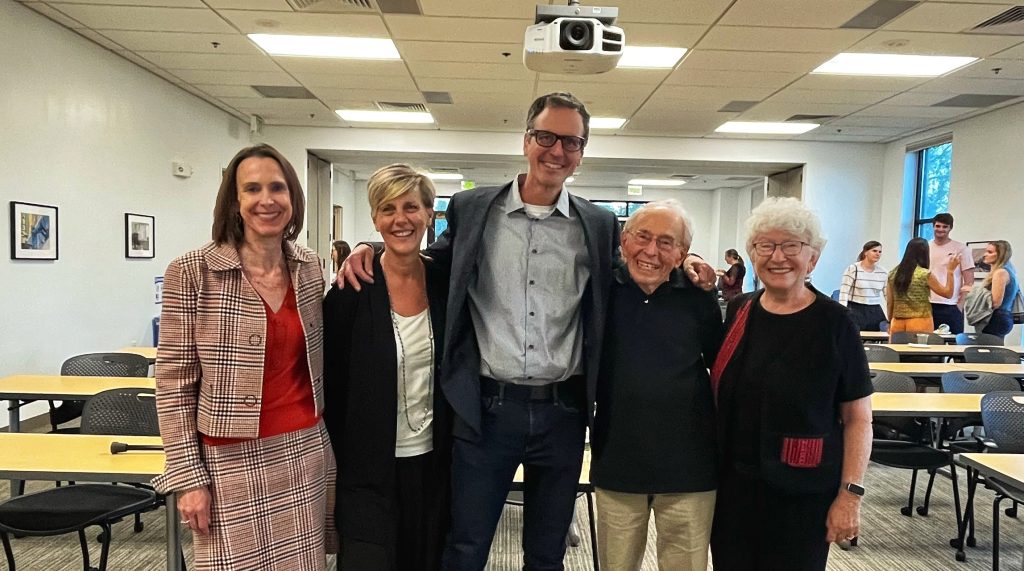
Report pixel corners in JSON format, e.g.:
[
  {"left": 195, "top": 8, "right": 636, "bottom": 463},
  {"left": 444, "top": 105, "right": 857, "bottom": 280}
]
[
  {"left": 0, "top": 1, "right": 248, "bottom": 423},
  {"left": 330, "top": 167, "right": 357, "bottom": 245},
  {"left": 880, "top": 101, "right": 1024, "bottom": 344}
]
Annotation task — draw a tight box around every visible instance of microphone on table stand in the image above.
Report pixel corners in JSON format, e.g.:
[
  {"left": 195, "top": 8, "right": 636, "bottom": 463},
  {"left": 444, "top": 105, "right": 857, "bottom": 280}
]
[{"left": 110, "top": 442, "right": 164, "bottom": 454}]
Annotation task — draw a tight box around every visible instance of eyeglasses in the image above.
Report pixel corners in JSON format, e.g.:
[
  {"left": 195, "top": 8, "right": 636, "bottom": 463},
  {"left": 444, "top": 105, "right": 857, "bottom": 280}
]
[
  {"left": 628, "top": 229, "right": 678, "bottom": 252},
  {"left": 526, "top": 129, "right": 586, "bottom": 152},
  {"left": 753, "top": 240, "right": 808, "bottom": 257}
]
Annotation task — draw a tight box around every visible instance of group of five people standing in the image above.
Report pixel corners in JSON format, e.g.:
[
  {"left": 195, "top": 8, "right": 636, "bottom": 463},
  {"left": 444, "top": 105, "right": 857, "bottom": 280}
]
[{"left": 155, "top": 91, "right": 874, "bottom": 571}]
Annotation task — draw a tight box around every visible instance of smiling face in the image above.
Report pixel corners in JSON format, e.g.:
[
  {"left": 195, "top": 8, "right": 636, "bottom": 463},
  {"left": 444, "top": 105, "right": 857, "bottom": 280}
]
[
  {"left": 373, "top": 190, "right": 433, "bottom": 258},
  {"left": 752, "top": 229, "right": 819, "bottom": 296},
  {"left": 621, "top": 208, "right": 687, "bottom": 295},
  {"left": 522, "top": 106, "right": 585, "bottom": 192},
  {"left": 236, "top": 157, "right": 293, "bottom": 242}
]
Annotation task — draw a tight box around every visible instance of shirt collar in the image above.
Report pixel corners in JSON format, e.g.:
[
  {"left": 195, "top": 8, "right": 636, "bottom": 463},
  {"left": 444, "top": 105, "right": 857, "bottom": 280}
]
[
  {"left": 207, "top": 240, "right": 314, "bottom": 272},
  {"left": 504, "top": 174, "right": 573, "bottom": 218}
]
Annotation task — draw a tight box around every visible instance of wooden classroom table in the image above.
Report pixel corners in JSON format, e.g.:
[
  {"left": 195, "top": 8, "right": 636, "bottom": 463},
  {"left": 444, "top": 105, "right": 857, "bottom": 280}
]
[
  {"left": 0, "top": 433, "right": 180, "bottom": 571},
  {"left": 513, "top": 448, "right": 597, "bottom": 570},
  {"left": 861, "top": 331, "right": 956, "bottom": 344},
  {"left": 876, "top": 344, "right": 1024, "bottom": 360},
  {"left": 116, "top": 346, "right": 157, "bottom": 364},
  {"left": 871, "top": 392, "right": 983, "bottom": 418},
  {"left": 954, "top": 453, "right": 1024, "bottom": 564},
  {"left": 869, "top": 362, "right": 1024, "bottom": 379}
]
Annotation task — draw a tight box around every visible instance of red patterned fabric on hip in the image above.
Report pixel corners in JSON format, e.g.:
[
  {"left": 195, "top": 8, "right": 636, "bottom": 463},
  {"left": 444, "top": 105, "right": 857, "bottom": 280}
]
[{"left": 780, "top": 436, "right": 824, "bottom": 468}]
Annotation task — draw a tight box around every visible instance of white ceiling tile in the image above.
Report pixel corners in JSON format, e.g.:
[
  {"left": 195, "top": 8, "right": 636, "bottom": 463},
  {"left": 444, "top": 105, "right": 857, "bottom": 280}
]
[
  {"left": 848, "top": 30, "right": 1022, "bottom": 58},
  {"left": 49, "top": 0, "right": 203, "bottom": 5},
  {"left": 698, "top": 26, "right": 871, "bottom": 53},
  {"left": 217, "top": 97, "right": 331, "bottom": 114},
  {"left": 406, "top": 61, "right": 534, "bottom": 80},
  {"left": 171, "top": 69, "right": 299, "bottom": 85},
  {"left": 50, "top": 4, "right": 234, "bottom": 32},
  {"left": 264, "top": 114, "right": 349, "bottom": 127},
  {"left": 831, "top": 114, "right": 940, "bottom": 128},
  {"left": 538, "top": 68, "right": 670, "bottom": 85},
  {"left": 311, "top": 88, "right": 424, "bottom": 106},
  {"left": 218, "top": 10, "right": 388, "bottom": 36},
  {"left": 192, "top": 84, "right": 264, "bottom": 98},
  {"left": 647, "top": 85, "right": 779, "bottom": 110},
  {"left": 857, "top": 103, "right": 970, "bottom": 118},
  {"left": 788, "top": 73, "right": 930, "bottom": 92},
  {"left": 294, "top": 72, "right": 418, "bottom": 90},
  {"left": 679, "top": 50, "right": 832, "bottom": 73},
  {"left": 883, "top": 91, "right": 964, "bottom": 106},
  {"left": 137, "top": 52, "right": 281, "bottom": 71},
  {"left": 23, "top": 2, "right": 85, "bottom": 28},
  {"left": 739, "top": 101, "right": 867, "bottom": 121},
  {"left": 615, "top": 0, "right": 734, "bottom": 25},
  {"left": 625, "top": 108, "right": 736, "bottom": 136},
  {"left": 624, "top": 23, "right": 706, "bottom": 47},
  {"left": 793, "top": 133, "right": 888, "bottom": 142},
  {"left": 385, "top": 15, "right": 530, "bottom": 43},
  {"left": 430, "top": 103, "right": 529, "bottom": 131},
  {"left": 666, "top": 68, "right": 803, "bottom": 90},
  {"left": 991, "top": 42, "right": 1024, "bottom": 60},
  {"left": 74, "top": 29, "right": 124, "bottom": 51},
  {"left": 767, "top": 88, "right": 896, "bottom": 105},
  {"left": 718, "top": 0, "right": 876, "bottom": 28},
  {"left": 914, "top": 75, "right": 1024, "bottom": 95},
  {"left": 883, "top": 2, "right": 1012, "bottom": 33},
  {"left": 418, "top": 0, "right": 537, "bottom": 19},
  {"left": 534, "top": 81, "right": 656, "bottom": 101},
  {"left": 274, "top": 57, "right": 411, "bottom": 77},
  {"left": 396, "top": 41, "right": 522, "bottom": 63},
  {"left": 415, "top": 77, "right": 534, "bottom": 97},
  {"left": 951, "top": 58, "right": 1024, "bottom": 80},
  {"left": 206, "top": 0, "right": 292, "bottom": 9},
  {"left": 98, "top": 30, "right": 264, "bottom": 54}
]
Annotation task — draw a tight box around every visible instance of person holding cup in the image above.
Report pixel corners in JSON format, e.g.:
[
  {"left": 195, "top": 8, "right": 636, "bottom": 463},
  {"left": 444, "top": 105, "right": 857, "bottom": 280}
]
[{"left": 886, "top": 238, "right": 959, "bottom": 341}]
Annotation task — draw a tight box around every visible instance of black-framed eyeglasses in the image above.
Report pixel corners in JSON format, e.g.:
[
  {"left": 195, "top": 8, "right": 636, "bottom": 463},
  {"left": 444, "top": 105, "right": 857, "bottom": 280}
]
[
  {"left": 527, "top": 129, "right": 586, "bottom": 152},
  {"left": 627, "top": 229, "right": 678, "bottom": 252},
  {"left": 753, "top": 240, "right": 808, "bottom": 257}
]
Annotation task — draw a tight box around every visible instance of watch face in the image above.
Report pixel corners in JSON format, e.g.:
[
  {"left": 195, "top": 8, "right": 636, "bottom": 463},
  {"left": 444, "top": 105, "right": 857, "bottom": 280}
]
[{"left": 846, "top": 482, "right": 865, "bottom": 496}]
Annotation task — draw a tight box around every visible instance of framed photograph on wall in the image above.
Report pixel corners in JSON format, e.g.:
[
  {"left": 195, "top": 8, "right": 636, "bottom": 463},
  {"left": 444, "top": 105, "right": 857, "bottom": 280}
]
[
  {"left": 966, "top": 241, "right": 991, "bottom": 280},
  {"left": 125, "top": 213, "right": 155, "bottom": 259},
  {"left": 10, "top": 201, "right": 58, "bottom": 260}
]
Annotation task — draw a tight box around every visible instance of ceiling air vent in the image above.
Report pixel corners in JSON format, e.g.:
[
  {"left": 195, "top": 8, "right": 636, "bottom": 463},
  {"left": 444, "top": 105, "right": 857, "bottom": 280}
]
[
  {"left": 670, "top": 174, "right": 698, "bottom": 179},
  {"left": 376, "top": 101, "right": 429, "bottom": 113},
  {"left": 787, "top": 114, "right": 836, "bottom": 122},
  {"left": 422, "top": 91, "right": 453, "bottom": 104},
  {"left": 970, "top": 6, "right": 1024, "bottom": 35},
  {"left": 285, "top": 0, "right": 374, "bottom": 13},
  {"left": 726, "top": 176, "right": 762, "bottom": 181},
  {"left": 931, "top": 94, "right": 1020, "bottom": 108},
  {"left": 251, "top": 85, "right": 315, "bottom": 99},
  {"left": 840, "top": 0, "right": 917, "bottom": 30},
  {"left": 718, "top": 101, "right": 758, "bottom": 113}
]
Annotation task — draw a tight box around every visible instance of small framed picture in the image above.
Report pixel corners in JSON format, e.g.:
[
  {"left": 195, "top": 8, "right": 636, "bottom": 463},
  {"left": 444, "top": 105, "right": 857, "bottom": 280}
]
[
  {"left": 10, "top": 201, "right": 58, "bottom": 260},
  {"left": 125, "top": 213, "right": 155, "bottom": 259},
  {"left": 966, "top": 241, "right": 991, "bottom": 280}
]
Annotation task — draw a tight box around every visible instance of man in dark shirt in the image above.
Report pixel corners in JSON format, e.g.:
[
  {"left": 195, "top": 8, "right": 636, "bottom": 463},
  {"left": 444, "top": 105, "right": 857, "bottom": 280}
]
[{"left": 590, "top": 199, "right": 724, "bottom": 571}]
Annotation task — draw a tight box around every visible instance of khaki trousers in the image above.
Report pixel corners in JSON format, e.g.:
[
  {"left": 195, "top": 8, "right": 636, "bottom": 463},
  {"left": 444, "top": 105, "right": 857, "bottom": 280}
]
[{"left": 595, "top": 487, "right": 716, "bottom": 571}]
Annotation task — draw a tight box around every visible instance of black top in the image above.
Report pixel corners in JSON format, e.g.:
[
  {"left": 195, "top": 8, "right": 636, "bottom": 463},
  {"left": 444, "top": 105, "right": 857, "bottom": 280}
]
[
  {"left": 717, "top": 287, "right": 873, "bottom": 494},
  {"left": 590, "top": 265, "right": 724, "bottom": 493},
  {"left": 721, "top": 264, "right": 746, "bottom": 301}
]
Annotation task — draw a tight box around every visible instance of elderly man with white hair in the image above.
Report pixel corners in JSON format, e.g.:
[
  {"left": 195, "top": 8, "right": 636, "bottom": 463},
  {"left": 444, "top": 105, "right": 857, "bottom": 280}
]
[{"left": 589, "top": 199, "right": 724, "bottom": 571}]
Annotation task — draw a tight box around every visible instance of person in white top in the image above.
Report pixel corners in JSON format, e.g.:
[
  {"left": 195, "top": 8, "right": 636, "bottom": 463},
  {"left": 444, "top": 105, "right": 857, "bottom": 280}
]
[
  {"left": 838, "top": 241, "right": 888, "bottom": 331},
  {"left": 928, "top": 213, "right": 975, "bottom": 334}
]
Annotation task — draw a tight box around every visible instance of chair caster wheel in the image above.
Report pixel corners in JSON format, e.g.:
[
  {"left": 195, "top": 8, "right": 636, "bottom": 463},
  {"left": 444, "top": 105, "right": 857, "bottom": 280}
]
[
  {"left": 966, "top": 537, "right": 976, "bottom": 548},
  {"left": 134, "top": 522, "right": 144, "bottom": 533},
  {"left": 950, "top": 538, "right": 962, "bottom": 549},
  {"left": 955, "top": 551, "right": 966, "bottom": 562},
  {"left": 96, "top": 532, "right": 107, "bottom": 543},
  {"left": 900, "top": 506, "right": 913, "bottom": 517},
  {"left": 1005, "top": 507, "right": 1018, "bottom": 518},
  {"left": 916, "top": 506, "right": 929, "bottom": 516}
]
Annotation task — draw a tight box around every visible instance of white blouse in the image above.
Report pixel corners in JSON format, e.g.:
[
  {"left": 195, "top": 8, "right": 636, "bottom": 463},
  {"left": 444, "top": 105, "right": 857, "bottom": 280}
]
[{"left": 392, "top": 308, "right": 435, "bottom": 457}]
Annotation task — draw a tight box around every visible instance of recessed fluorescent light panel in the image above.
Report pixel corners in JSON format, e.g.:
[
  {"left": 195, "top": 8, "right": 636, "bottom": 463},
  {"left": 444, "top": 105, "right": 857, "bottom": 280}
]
[
  {"left": 628, "top": 179, "right": 686, "bottom": 187},
  {"left": 423, "top": 172, "right": 463, "bottom": 181},
  {"left": 617, "top": 46, "right": 687, "bottom": 69},
  {"left": 812, "top": 53, "right": 977, "bottom": 77},
  {"left": 590, "top": 117, "right": 627, "bottom": 129},
  {"left": 249, "top": 34, "right": 400, "bottom": 59},
  {"left": 715, "top": 121, "right": 819, "bottom": 135},
  {"left": 336, "top": 110, "right": 434, "bottom": 124}
]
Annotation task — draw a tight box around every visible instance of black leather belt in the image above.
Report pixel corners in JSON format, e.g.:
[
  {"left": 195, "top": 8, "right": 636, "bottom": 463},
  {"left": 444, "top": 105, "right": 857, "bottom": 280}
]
[{"left": 480, "top": 375, "right": 584, "bottom": 402}]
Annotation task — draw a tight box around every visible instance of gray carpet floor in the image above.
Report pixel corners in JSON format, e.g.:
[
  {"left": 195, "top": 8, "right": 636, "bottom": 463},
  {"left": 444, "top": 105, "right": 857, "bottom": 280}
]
[{"left": 0, "top": 462, "right": 1020, "bottom": 570}]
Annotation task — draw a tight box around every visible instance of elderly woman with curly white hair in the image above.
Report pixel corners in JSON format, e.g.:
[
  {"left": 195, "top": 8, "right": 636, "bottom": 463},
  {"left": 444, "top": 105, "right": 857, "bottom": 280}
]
[{"left": 708, "top": 197, "right": 874, "bottom": 571}]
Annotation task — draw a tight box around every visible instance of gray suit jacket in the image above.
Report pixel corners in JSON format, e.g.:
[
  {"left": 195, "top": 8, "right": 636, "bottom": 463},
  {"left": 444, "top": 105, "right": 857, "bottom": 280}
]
[{"left": 427, "top": 182, "right": 620, "bottom": 440}]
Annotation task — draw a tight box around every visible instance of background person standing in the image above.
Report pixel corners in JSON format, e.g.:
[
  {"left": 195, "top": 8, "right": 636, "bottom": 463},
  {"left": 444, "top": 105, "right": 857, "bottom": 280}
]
[{"left": 928, "top": 213, "right": 975, "bottom": 333}]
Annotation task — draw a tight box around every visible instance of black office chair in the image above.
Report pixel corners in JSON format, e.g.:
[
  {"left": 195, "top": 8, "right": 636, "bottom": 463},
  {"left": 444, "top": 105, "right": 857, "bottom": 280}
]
[
  {"left": 0, "top": 388, "right": 162, "bottom": 571},
  {"left": 50, "top": 353, "right": 151, "bottom": 432},
  {"left": 963, "top": 347, "right": 1021, "bottom": 365},
  {"left": 956, "top": 332, "right": 1005, "bottom": 346},
  {"left": 892, "top": 331, "right": 946, "bottom": 345},
  {"left": 864, "top": 345, "right": 900, "bottom": 363},
  {"left": 869, "top": 371, "right": 962, "bottom": 530},
  {"left": 979, "top": 392, "right": 1024, "bottom": 571}
]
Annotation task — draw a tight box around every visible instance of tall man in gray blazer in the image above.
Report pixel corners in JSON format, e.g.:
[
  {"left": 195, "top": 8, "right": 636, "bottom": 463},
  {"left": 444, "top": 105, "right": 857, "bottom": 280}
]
[{"left": 343, "top": 92, "right": 618, "bottom": 570}]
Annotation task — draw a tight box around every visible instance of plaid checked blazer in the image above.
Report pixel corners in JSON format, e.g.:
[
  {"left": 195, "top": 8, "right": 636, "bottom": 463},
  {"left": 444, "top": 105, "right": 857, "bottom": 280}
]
[{"left": 152, "top": 241, "right": 325, "bottom": 494}]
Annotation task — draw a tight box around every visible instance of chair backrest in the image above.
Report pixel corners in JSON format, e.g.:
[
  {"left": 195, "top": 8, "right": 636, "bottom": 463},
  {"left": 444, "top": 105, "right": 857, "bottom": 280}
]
[
  {"left": 955, "top": 332, "right": 1005, "bottom": 346},
  {"left": 863, "top": 345, "right": 900, "bottom": 363},
  {"left": 981, "top": 392, "right": 1024, "bottom": 454},
  {"left": 830, "top": 289, "right": 841, "bottom": 300},
  {"left": 941, "top": 371, "right": 1020, "bottom": 394},
  {"left": 870, "top": 370, "right": 916, "bottom": 393},
  {"left": 61, "top": 353, "right": 149, "bottom": 378},
  {"left": 891, "top": 331, "right": 945, "bottom": 345},
  {"left": 963, "top": 346, "right": 1021, "bottom": 364},
  {"left": 81, "top": 388, "right": 159, "bottom": 436}
]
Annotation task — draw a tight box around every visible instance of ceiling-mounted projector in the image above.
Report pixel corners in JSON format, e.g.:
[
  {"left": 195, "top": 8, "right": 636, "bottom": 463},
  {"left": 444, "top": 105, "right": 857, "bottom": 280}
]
[{"left": 523, "top": 4, "right": 625, "bottom": 75}]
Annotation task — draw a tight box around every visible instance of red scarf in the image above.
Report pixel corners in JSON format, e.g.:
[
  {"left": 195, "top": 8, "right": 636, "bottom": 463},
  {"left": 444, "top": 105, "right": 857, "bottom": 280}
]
[{"left": 710, "top": 297, "right": 754, "bottom": 406}]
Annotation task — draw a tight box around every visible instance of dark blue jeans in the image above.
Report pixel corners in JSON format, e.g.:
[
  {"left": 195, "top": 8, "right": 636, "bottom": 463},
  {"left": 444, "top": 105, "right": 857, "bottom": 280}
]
[
  {"left": 441, "top": 389, "right": 586, "bottom": 571},
  {"left": 983, "top": 308, "right": 1013, "bottom": 337},
  {"left": 932, "top": 303, "right": 965, "bottom": 334}
]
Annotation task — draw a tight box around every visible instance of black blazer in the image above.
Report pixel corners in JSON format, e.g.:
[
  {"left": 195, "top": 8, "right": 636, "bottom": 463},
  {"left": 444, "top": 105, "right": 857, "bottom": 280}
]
[
  {"left": 425, "top": 181, "right": 620, "bottom": 440},
  {"left": 322, "top": 252, "right": 450, "bottom": 545}
]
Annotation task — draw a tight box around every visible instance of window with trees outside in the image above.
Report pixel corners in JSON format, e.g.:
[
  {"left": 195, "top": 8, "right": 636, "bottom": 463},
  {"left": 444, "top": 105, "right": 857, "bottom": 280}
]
[{"left": 914, "top": 141, "right": 952, "bottom": 239}]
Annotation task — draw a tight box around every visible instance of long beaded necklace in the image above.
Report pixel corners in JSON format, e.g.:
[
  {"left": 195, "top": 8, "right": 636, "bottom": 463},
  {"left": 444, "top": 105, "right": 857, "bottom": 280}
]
[{"left": 389, "top": 306, "right": 434, "bottom": 434}]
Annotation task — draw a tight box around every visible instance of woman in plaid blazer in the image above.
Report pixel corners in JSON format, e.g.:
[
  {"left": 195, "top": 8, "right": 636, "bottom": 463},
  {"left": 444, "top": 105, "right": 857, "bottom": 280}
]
[{"left": 153, "top": 144, "right": 336, "bottom": 570}]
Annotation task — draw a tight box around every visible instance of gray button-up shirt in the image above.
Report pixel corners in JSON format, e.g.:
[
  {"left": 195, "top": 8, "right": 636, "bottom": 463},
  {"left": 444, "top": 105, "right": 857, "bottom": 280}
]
[{"left": 468, "top": 177, "right": 591, "bottom": 386}]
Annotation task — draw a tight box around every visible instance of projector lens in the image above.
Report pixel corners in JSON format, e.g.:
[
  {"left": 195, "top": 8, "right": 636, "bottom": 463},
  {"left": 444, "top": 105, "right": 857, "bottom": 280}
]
[{"left": 560, "top": 20, "right": 594, "bottom": 51}]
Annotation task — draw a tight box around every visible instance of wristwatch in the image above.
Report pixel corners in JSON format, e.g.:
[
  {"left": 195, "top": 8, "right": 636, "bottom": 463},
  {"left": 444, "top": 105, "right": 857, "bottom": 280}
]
[{"left": 844, "top": 482, "right": 866, "bottom": 497}]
